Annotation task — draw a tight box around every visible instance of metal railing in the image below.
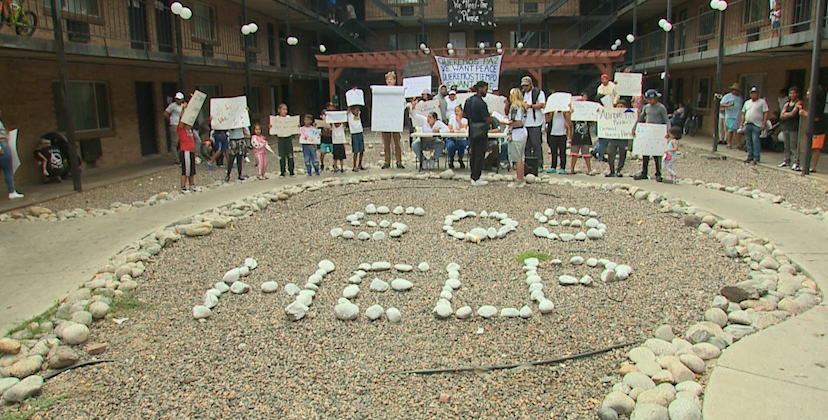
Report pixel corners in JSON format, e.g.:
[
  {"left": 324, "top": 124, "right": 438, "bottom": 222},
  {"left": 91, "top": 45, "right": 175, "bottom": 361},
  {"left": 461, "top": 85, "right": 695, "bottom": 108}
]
[
  {"left": 362, "top": 0, "right": 580, "bottom": 21},
  {"left": 550, "top": 0, "right": 619, "bottom": 49}
]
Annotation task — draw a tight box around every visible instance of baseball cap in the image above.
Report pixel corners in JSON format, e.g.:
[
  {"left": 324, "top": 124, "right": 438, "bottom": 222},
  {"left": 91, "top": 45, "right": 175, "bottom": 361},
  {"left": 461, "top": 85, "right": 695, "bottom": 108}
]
[
  {"left": 601, "top": 73, "right": 610, "bottom": 79},
  {"left": 174, "top": 92, "right": 184, "bottom": 100},
  {"left": 644, "top": 89, "right": 661, "bottom": 99},
  {"left": 422, "top": 89, "right": 431, "bottom": 95},
  {"left": 520, "top": 76, "right": 532, "bottom": 86},
  {"left": 750, "top": 87, "right": 758, "bottom": 93},
  {"left": 449, "top": 90, "right": 456, "bottom": 95}
]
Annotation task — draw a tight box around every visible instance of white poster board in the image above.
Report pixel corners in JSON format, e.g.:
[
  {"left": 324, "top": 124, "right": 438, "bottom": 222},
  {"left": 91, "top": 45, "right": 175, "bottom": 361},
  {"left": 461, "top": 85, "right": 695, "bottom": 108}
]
[
  {"left": 600, "top": 95, "right": 614, "bottom": 108},
  {"left": 403, "top": 76, "right": 432, "bottom": 98},
  {"left": 315, "top": 119, "right": 329, "bottom": 128},
  {"left": 345, "top": 89, "right": 365, "bottom": 107},
  {"left": 484, "top": 94, "right": 508, "bottom": 117},
  {"left": 455, "top": 92, "right": 474, "bottom": 108},
  {"left": 570, "top": 101, "right": 603, "bottom": 122},
  {"left": 614, "top": 72, "right": 643, "bottom": 97},
  {"left": 180, "top": 90, "right": 206, "bottom": 127},
  {"left": 269, "top": 115, "right": 300, "bottom": 137},
  {"left": 543, "top": 92, "right": 573, "bottom": 113},
  {"left": 300, "top": 127, "right": 321, "bottom": 145},
  {"left": 210, "top": 96, "right": 250, "bottom": 130},
  {"left": 633, "top": 123, "right": 668, "bottom": 156},
  {"left": 371, "top": 85, "right": 406, "bottom": 132},
  {"left": 414, "top": 99, "right": 442, "bottom": 120},
  {"left": 325, "top": 110, "right": 348, "bottom": 124},
  {"left": 435, "top": 55, "right": 503, "bottom": 92},
  {"left": 8, "top": 129, "right": 20, "bottom": 174},
  {"left": 598, "top": 108, "right": 638, "bottom": 139}
]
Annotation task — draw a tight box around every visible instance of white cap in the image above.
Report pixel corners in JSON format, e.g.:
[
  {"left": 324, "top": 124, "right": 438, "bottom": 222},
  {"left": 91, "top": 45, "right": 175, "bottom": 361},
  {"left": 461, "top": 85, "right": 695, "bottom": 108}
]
[
  {"left": 449, "top": 90, "right": 456, "bottom": 95},
  {"left": 174, "top": 92, "right": 184, "bottom": 100}
]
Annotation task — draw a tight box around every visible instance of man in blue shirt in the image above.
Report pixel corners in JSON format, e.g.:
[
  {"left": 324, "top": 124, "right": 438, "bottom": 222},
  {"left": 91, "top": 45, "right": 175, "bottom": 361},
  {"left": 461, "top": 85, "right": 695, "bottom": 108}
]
[
  {"left": 464, "top": 81, "right": 492, "bottom": 186},
  {"left": 720, "top": 83, "right": 744, "bottom": 149}
]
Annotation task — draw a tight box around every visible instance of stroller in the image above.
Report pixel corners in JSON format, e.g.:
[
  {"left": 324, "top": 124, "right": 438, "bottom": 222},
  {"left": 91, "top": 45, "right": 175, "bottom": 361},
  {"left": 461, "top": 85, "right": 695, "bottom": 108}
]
[{"left": 760, "top": 111, "right": 784, "bottom": 152}]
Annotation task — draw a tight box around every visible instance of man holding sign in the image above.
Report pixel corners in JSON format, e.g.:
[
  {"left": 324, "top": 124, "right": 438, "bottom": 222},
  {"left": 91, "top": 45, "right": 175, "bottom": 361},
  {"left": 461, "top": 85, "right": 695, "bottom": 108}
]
[
  {"left": 521, "top": 76, "right": 546, "bottom": 170},
  {"left": 632, "top": 89, "right": 671, "bottom": 182}
]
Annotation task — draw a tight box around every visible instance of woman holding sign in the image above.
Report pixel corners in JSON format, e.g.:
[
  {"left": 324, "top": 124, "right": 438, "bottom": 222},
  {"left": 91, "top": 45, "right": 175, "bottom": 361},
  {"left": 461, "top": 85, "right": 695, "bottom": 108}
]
[{"left": 380, "top": 71, "right": 405, "bottom": 169}]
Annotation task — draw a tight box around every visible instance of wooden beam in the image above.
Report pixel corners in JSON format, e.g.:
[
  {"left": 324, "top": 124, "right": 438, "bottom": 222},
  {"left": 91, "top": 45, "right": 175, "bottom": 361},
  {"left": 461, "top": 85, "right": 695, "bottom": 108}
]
[
  {"left": 528, "top": 68, "right": 542, "bottom": 88},
  {"left": 594, "top": 63, "right": 611, "bottom": 76},
  {"left": 329, "top": 67, "right": 343, "bottom": 101}
]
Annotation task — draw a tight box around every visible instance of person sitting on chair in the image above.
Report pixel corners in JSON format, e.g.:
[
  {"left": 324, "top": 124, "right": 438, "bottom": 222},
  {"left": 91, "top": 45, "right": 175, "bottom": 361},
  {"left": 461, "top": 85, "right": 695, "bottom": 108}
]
[
  {"left": 670, "top": 102, "right": 687, "bottom": 127},
  {"left": 413, "top": 112, "right": 448, "bottom": 170}
]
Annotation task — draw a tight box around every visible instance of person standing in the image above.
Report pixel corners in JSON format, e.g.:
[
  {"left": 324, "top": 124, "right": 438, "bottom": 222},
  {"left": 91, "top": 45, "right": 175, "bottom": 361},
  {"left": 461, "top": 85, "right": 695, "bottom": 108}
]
[
  {"left": 0, "top": 110, "right": 23, "bottom": 199},
  {"left": 596, "top": 73, "right": 618, "bottom": 105},
  {"left": 380, "top": 71, "right": 404, "bottom": 169},
  {"left": 779, "top": 86, "right": 803, "bottom": 169},
  {"left": 606, "top": 100, "right": 634, "bottom": 177},
  {"left": 545, "top": 109, "right": 570, "bottom": 174},
  {"left": 164, "top": 92, "right": 185, "bottom": 165},
  {"left": 740, "top": 87, "right": 770, "bottom": 164},
  {"left": 633, "top": 89, "right": 671, "bottom": 182},
  {"left": 320, "top": 102, "right": 335, "bottom": 171},
  {"left": 800, "top": 86, "right": 827, "bottom": 173},
  {"left": 521, "top": 76, "right": 546, "bottom": 170},
  {"left": 445, "top": 90, "right": 459, "bottom": 112},
  {"left": 436, "top": 85, "right": 449, "bottom": 121},
  {"left": 464, "top": 81, "right": 491, "bottom": 186},
  {"left": 176, "top": 107, "right": 198, "bottom": 193},
  {"left": 720, "top": 83, "right": 744, "bottom": 149}
]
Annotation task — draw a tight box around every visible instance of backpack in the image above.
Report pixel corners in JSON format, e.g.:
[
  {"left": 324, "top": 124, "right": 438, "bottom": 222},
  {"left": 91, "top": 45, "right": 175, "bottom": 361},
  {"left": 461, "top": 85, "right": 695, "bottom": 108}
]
[{"left": 529, "top": 88, "right": 541, "bottom": 121}]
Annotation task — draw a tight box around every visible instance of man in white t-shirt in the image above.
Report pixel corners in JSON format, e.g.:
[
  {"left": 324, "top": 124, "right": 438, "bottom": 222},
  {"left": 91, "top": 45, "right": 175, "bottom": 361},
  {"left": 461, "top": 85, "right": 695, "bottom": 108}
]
[
  {"left": 164, "top": 92, "right": 185, "bottom": 164},
  {"left": 740, "top": 87, "right": 769, "bottom": 164},
  {"left": 521, "top": 76, "right": 546, "bottom": 170}
]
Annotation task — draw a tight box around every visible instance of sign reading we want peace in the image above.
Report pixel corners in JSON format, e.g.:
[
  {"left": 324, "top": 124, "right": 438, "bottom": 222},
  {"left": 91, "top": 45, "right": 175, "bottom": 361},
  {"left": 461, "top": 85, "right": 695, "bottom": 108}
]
[{"left": 435, "top": 55, "right": 503, "bottom": 92}]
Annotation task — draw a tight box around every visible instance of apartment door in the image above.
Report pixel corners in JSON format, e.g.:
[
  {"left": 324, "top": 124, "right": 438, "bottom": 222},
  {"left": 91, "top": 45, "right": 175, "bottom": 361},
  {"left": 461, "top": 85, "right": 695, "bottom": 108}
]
[
  {"left": 449, "top": 31, "right": 466, "bottom": 55},
  {"left": 135, "top": 82, "right": 159, "bottom": 156},
  {"left": 155, "top": 0, "right": 174, "bottom": 53},
  {"left": 128, "top": 0, "right": 149, "bottom": 50},
  {"left": 161, "top": 82, "right": 178, "bottom": 153}
]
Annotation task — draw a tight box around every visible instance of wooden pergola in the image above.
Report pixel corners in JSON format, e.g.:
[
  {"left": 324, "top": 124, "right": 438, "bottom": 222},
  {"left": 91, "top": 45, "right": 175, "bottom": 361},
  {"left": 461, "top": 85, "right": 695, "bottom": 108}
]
[{"left": 315, "top": 48, "right": 627, "bottom": 100}]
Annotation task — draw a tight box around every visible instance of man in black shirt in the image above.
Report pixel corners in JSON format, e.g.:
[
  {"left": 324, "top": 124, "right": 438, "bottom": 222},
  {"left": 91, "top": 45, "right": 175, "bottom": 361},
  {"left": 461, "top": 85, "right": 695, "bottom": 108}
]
[{"left": 464, "top": 81, "right": 492, "bottom": 186}]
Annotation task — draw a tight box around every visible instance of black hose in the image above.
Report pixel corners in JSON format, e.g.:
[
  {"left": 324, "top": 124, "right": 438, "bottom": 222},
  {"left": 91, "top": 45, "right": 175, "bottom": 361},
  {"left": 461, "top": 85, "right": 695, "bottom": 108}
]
[
  {"left": 42, "top": 359, "right": 116, "bottom": 381},
  {"left": 394, "top": 341, "right": 637, "bottom": 375}
]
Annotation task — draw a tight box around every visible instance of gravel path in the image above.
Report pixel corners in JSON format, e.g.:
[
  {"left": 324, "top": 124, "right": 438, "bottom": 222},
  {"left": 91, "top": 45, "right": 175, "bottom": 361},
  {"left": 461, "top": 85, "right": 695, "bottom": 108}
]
[{"left": 35, "top": 180, "right": 745, "bottom": 419}]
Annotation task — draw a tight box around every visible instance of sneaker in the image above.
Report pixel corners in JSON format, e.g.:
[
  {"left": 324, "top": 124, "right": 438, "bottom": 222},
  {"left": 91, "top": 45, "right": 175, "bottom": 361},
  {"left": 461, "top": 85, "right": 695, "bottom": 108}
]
[
  {"left": 205, "top": 163, "right": 215, "bottom": 170},
  {"left": 516, "top": 180, "right": 527, "bottom": 188},
  {"left": 190, "top": 186, "right": 198, "bottom": 192},
  {"left": 633, "top": 173, "right": 648, "bottom": 180},
  {"left": 472, "top": 179, "right": 488, "bottom": 186},
  {"left": 225, "top": 175, "right": 231, "bottom": 182},
  {"left": 655, "top": 176, "right": 663, "bottom": 182},
  {"left": 459, "top": 161, "right": 466, "bottom": 169},
  {"left": 558, "top": 169, "right": 565, "bottom": 174},
  {"left": 778, "top": 162, "right": 788, "bottom": 168},
  {"left": 616, "top": 172, "right": 624, "bottom": 178},
  {"left": 448, "top": 161, "right": 455, "bottom": 169},
  {"left": 238, "top": 176, "right": 247, "bottom": 181},
  {"left": 507, "top": 181, "right": 517, "bottom": 188},
  {"left": 353, "top": 168, "right": 360, "bottom": 172},
  {"left": 791, "top": 163, "right": 800, "bottom": 171},
  {"left": 244, "top": 156, "right": 251, "bottom": 163},
  {"left": 547, "top": 168, "right": 556, "bottom": 174},
  {"left": 752, "top": 160, "right": 758, "bottom": 166},
  {"left": 382, "top": 163, "right": 390, "bottom": 169},
  {"left": 605, "top": 172, "right": 616, "bottom": 177},
  {"left": 663, "top": 179, "right": 674, "bottom": 184},
  {"left": 181, "top": 188, "right": 189, "bottom": 194},
  {"left": 396, "top": 163, "right": 405, "bottom": 169},
  {"left": 8, "top": 192, "right": 24, "bottom": 199},
  {"left": 279, "top": 173, "right": 286, "bottom": 178}
]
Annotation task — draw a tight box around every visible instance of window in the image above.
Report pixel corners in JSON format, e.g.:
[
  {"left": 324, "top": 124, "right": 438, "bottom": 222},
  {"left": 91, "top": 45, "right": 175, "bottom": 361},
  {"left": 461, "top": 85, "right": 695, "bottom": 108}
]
[
  {"left": 389, "top": 33, "right": 426, "bottom": 50},
  {"left": 194, "top": 84, "right": 221, "bottom": 123},
  {"left": 43, "top": 0, "right": 101, "bottom": 19},
  {"left": 53, "top": 81, "right": 111, "bottom": 132},
  {"left": 524, "top": 2, "right": 538, "bottom": 13},
  {"left": 399, "top": 6, "right": 414, "bottom": 16},
  {"left": 743, "top": 0, "right": 766, "bottom": 25},
  {"left": 248, "top": 86, "right": 262, "bottom": 114},
  {"left": 191, "top": 1, "right": 217, "bottom": 42},
  {"left": 697, "top": 7, "right": 716, "bottom": 39},
  {"left": 695, "top": 77, "right": 711, "bottom": 109}
]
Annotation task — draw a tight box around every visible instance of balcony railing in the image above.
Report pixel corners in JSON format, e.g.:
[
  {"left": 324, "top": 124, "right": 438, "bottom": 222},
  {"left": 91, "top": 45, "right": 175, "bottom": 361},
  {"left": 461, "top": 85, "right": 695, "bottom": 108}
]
[{"left": 363, "top": 0, "right": 580, "bottom": 21}]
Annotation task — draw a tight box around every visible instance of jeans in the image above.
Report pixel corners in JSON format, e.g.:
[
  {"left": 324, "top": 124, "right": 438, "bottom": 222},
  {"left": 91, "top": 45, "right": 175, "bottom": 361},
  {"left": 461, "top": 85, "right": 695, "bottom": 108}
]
[
  {"left": 525, "top": 126, "right": 544, "bottom": 168},
  {"left": 744, "top": 123, "right": 762, "bottom": 162},
  {"left": 277, "top": 136, "right": 294, "bottom": 175},
  {"left": 412, "top": 139, "right": 445, "bottom": 163},
  {"left": 782, "top": 129, "right": 799, "bottom": 165},
  {"left": 641, "top": 155, "right": 661, "bottom": 178},
  {"left": 446, "top": 138, "right": 467, "bottom": 162},
  {"left": 606, "top": 140, "right": 628, "bottom": 174},
  {"left": 302, "top": 144, "right": 320, "bottom": 174},
  {"left": 594, "top": 138, "right": 608, "bottom": 161},
  {"left": 0, "top": 142, "right": 15, "bottom": 193},
  {"left": 548, "top": 135, "right": 567, "bottom": 170}
]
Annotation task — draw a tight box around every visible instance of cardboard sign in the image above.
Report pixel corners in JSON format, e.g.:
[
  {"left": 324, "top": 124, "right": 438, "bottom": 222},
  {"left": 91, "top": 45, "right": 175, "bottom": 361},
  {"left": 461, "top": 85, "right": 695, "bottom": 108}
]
[
  {"left": 632, "top": 123, "right": 669, "bottom": 156},
  {"left": 299, "top": 127, "right": 321, "bottom": 145},
  {"left": 180, "top": 90, "right": 206, "bottom": 127},
  {"left": 371, "top": 85, "right": 406, "bottom": 132},
  {"left": 325, "top": 110, "right": 348, "bottom": 124},
  {"left": 543, "top": 92, "right": 573, "bottom": 113},
  {"left": 403, "top": 57, "right": 433, "bottom": 78},
  {"left": 600, "top": 95, "right": 614, "bottom": 108},
  {"left": 269, "top": 115, "right": 300, "bottom": 137},
  {"left": 598, "top": 108, "right": 638, "bottom": 139},
  {"left": 314, "top": 119, "right": 330, "bottom": 128},
  {"left": 484, "top": 94, "right": 508, "bottom": 117},
  {"left": 614, "top": 72, "right": 643, "bottom": 97},
  {"left": 346, "top": 89, "right": 365, "bottom": 107},
  {"left": 414, "top": 99, "right": 442, "bottom": 120},
  {"left": 210, "top": 96, "right": 250, "bottom": 130},
  {"left": 403, "top": 75, "right": 433, "bottom": 98},
  {"left": 570, "top": 101, "right": 603, "bottom": 122}
]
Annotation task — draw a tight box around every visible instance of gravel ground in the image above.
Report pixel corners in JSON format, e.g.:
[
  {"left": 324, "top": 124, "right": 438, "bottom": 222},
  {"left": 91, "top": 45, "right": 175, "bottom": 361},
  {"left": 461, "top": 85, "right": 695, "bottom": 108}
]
[
  {"left": 31, "top": 179, "right": 746, "bottom": 419},
  {"left": 30, "top": 133, "right": 828, "bottom": 218}
]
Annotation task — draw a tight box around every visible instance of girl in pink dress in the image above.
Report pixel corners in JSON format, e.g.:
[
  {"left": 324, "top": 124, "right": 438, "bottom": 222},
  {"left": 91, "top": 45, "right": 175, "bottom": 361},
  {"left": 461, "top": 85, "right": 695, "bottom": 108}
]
[{"left": 250, "top": 123, "right": 275, "bottom": 179}]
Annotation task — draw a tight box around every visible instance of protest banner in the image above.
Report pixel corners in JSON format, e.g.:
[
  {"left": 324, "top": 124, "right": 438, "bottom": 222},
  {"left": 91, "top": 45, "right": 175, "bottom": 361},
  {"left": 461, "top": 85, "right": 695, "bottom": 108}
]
[
  {"left": 414, "top": 99, "right": 442, "bottom": 120},
  {"left": 570, "top": 101, "right": 603, "bottom": 122},
  {"left": 210, "top": 96, "right": 250, "bottom": 130},
  {"left": 180, "top": 90, "right": 206, "bottom": 126},
  {"left": 269, "top": 115, "right": 300, "bottom": 137},
  {"left": 345, "top": 89, "right": 365, "bottom": 107},
  {"left": 325, "top": 111, "right": 348, "bottom": 124},
  {"left": 632, "top": 123, "right": 668, "bottom": 156},
  {"left": 448, "top": 0, "right": 494, "bottom": 27},
  {"left": 435, "top": 55, "right": 502, "bottom": 92},
  {"left": 598, "top": 108, "right": 638, "bottom": 139},
  {"left": 543, "top": 92, "right": 572, "bottom": 113},
  {"left": 614, "top": 72, "right": 643, "bottom": 97},
  {"left": 300, "top": 127, "right": 321, "bottom": 145},
  {"left": 370, "top": 85, "right": 406, "bottom": 132},
  {"left": 403, "top": 75, "right": 433, "bottom": 98}
]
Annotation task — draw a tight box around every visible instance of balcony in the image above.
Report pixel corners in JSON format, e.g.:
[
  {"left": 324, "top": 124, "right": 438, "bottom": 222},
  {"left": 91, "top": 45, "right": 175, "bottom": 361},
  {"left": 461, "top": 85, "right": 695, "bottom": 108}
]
[{"left": 363, "top": 0, "right": 581, "bottom": 24}]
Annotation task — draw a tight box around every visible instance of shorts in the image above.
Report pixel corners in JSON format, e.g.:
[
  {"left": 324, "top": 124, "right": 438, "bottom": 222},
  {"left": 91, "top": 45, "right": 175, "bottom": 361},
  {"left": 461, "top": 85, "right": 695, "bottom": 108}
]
[
  {"left": 812, "top": 134, "right": 825, "bottom": 150},
  {"left": 215, "top": 138, "right": 228, "bottom": 152},
  {"left": 570, "top": 144, "right": 591, "bottom": 156},
  {"left": 333, "top": 144, "right": 346, "bottom": 160},
  {"left": 228, "top": 139, "right": 246, "bottom": 155},
  {"left": 508, "top": 139, "right": 526, "bottom": 162},
  {"left": 726, "top": 118, "right": 737, "bottom": 132},
  {"left": 351, "top": 132, "right": 365, "bottom": 154},
  {"left": 179, "top": 151, "right": 196, "bottom": 176},
  {"left": 320, "top": 143, "right": 334, "bottom": 153},
  {"left": 771, "top": 20, "right": 780, "bottom": 30}
]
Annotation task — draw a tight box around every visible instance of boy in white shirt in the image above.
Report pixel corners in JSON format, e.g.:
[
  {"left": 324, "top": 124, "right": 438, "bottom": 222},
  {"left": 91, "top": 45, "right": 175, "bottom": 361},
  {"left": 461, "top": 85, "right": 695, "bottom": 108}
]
[{"left": 348, "top": 106, "right": 365, "bottom": 171}]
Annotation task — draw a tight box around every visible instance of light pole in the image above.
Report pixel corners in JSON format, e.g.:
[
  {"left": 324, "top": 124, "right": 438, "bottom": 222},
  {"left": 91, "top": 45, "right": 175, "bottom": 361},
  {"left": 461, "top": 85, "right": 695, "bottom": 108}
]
[
  {"left": 801, "top": 0, "right": 826, "bottom": 176},
  {"left": 632, "top": 0, "right": 638, "bottom": 68},
  {"left": 241, "top": 20, "right": 259, "bottom": 99},
  {"left": 170, "top": 2, "right": 192, "bottom": 94},
  {"left": 286, "top": 5, "right": 295, "bottom": 110},
  {"left": 710, "top": 0, "right": 728, "bottom": 152},
  {"left": 659, "top": 14, "right": 673, "bottom": 101}
]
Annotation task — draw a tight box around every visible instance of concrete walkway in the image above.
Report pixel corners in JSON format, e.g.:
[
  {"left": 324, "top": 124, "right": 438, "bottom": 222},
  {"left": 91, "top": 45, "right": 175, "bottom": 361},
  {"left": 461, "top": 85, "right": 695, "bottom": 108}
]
[{"left": 0, "top": 157, "right": 826, "bottom": 418}]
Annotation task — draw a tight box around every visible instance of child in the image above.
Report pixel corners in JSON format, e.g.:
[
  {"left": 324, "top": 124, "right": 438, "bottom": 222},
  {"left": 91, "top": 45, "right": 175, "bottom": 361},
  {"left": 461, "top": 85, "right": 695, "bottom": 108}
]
[
  {"left": 299, "top": 115, "right": 321, "bottom": 176},
  {"left": 224, "top": 124, "right": 248, "bottom": 182},
  {"left": 320, "top": 102, "right": 335, "bottom": 171},
  {"left": 331, "top": 118, "right": 347, "bottom": 173},
  {"left": 204, "top": 128, "right": 228, "bottom": 170},
  {"left": 662, "top": 126, "right": 682, "bottom": 184},
  {"left": 348, "top": 105, "right": 365, "bottom": 171},
  {"left": 770, "top": 1, "right": 781, "bottom": 38},
  {"left": 569, "top": 118, "right": 593, "bottom": 175},
  {"left": 507, "top": 88, "right": 528, "bottom": 188},
  {"left": 447, "top": 105, "right": 468, "bottom": 169},
  {"left": 177, "top": 108, "right": 197, "bottom": 192},
  {"left": 34, "top": 138, "right": 68, "bottom": 183},
  {"left": 250, "top": 123, "right": 275, "bottom": 180},
  {"left": 606, "top": 100, "right": 634, "bottom": 177},
  {"left": 274, "top": 104, "right": 295, "bottom": 177}
]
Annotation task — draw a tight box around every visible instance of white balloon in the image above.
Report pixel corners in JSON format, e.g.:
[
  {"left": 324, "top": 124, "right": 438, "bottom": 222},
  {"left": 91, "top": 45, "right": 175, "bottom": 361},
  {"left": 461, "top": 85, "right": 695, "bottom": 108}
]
[
  {"left": 287, "top": 36, "right": 298, "bottom": 46},
  {"left": 241, "top": 24, "right": 251, "bottom": 35},
  {"left": 446, "top": 42, "right": 453, "bottom": 49},
  {"left": 610, "top": 44, "right": 618, "bottom": 51},
  {"left": 249, "top": 23, "right": 258, "bottom": 33},
  {"left": 179, "top": 7, "right": 192, "bottom": 19},
  {"left": 496, "top": 48, "right": 503, "bottom": 54},
  {"left": 614, "top": 39, "right": 622, "bottom": 46},
  {"left": 170, "top": 2, "right": 183, "bottom": 14},
  {"left": 495, "top": 41, "right": 502, "bottom": 48},
  {"left": 517, "top": 41, "right": 524, "bottom": 48},
  {"left": 448, "top": 48, "right": 455, "bottom": 55},
  {"left": 658, "top": 18, "right": 667, "bottom": 28},
  {"left": 419, "top": 43, "right": 427, "bottom": 50},
  {"left": 626, "top": 34, "right": 635, "bottom": 43},
  {"left": 710, "top": 0, "right": 720, "bottom": 9},
  {"left": 717, "top": 1, "right": 728, "bottom": 11},
  {"left": 319, "top": 44, "right": 327, "bottom": 53},
  {"left": 664, "top": 22, "right": 673, "bottom": 32},
  {"left": 424, "top": 48, "right": 430, "bottom": 54},
  {"left": 478, "top": 41, "right": 485, "bottom": 48}
]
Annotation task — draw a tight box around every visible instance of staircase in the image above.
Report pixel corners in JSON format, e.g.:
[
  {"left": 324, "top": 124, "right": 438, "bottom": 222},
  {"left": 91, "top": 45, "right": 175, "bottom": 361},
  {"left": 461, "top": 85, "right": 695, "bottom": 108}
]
[
  {"left": 550, "top": 0, "right": 619, "bottom": 50},
  {"left": 274, "top": 0, "right": 375, "bottom": 52}
]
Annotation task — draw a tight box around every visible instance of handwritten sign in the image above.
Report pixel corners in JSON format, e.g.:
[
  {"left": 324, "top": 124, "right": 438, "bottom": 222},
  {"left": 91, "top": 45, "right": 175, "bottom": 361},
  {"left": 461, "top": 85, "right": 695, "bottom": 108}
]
[
  {"left": 600, "top": 95, "right": 614, "bottom": 108},
  {"left": 210, "top": 96, "right": 250, "bottom": 130},
  {"left": 448, "top": 0, "right": 494, "bottom": 27},
  {"left": 315, "top": 119, "right": 330, "bottom": 128},
  {"left": 371, "top": 85, "right": 406, "bottom": 132},
  {"left": 570, "top": 101, "right": 603, "bottom": 122},
  {"left": 269, "top": 115, "right": 300, "bottom": 137},
  {"left": 325, "top": 110, "right": 348, "bottom": 124},
  {"left": 346, "top": 89, "right": 365, "bottom": 107},
  {"left": 403, "top": 57, "right": 433, "bottom": 78},
  {"left": 543, "top": 92, "right": 573, "bottom": 113},
  {"left": 435, "top": 55, "right": 502, "bottom": 92},
  {"left": 614, "top": 72, "right": 643, "bottom": 97},
  {"left": 300, "top": 127, "right": 321, "bottom": 145},
  {"left": 180, "top": 90, "right": 206, "bottom": 126},
  {"left": 598, "top": 108, "right": 638, "bottom": 139},
  {"left": 632, "top": 123, "right": 668, "bottom": 156},
  {"left": 403, "top": 75, "right": 433, "bottom": 98},
  {"left": 414, "top": 99, "right": 442, "bottom": 120},
  {"left": 484, "top": 94, "right": 507, "bottom": 117}
]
